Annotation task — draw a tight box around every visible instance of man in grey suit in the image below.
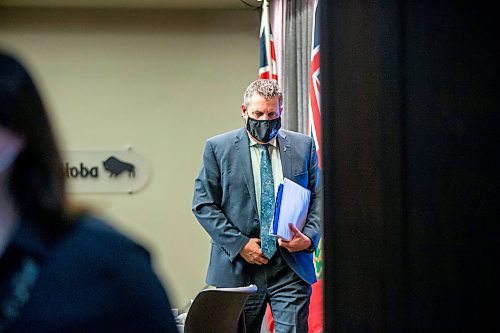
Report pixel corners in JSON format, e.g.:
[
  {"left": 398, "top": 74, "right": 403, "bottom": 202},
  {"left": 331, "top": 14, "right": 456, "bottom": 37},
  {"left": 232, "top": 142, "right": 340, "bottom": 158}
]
[{"left": 192, "top": 79, "right": 321, "bottom": 333}]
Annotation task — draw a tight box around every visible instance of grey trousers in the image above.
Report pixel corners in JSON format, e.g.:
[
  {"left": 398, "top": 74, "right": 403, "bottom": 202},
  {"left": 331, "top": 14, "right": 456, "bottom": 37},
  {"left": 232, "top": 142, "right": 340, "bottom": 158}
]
[{"left": 243, "top": 251, "right": 311, "bottom": 333}]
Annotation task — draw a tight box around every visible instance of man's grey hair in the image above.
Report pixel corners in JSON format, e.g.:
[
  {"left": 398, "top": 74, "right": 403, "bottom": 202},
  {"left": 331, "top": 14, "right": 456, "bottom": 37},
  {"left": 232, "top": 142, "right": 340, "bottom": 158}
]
[{"left": 243, "top": 79, "right": 283, "bottom": 107}]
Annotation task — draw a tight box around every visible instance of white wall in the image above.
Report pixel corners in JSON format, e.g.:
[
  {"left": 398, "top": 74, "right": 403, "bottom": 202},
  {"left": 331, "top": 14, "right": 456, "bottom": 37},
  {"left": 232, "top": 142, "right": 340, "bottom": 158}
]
[{"left": 0, "top": 7, "right": 259, "bottom": 308}]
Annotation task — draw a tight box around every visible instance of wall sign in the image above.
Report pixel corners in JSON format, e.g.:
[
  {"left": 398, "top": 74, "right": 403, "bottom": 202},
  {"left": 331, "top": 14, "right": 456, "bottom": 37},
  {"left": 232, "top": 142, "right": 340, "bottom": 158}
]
[{"left": 62, "top": 149, "right": 150, "bottom": 194}]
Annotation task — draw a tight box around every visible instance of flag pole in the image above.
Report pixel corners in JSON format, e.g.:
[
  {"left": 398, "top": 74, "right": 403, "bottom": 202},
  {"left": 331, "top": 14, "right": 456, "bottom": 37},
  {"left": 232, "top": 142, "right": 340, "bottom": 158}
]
[{"left": 262, "top": 0, "right": 273, "bottom": 78}]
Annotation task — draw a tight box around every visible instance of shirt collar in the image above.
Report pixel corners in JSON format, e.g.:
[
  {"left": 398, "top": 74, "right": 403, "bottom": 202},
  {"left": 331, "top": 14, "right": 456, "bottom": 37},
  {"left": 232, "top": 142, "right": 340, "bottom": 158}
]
[{"left": 247, "top": 132, "right": 278, "bottom": 148}]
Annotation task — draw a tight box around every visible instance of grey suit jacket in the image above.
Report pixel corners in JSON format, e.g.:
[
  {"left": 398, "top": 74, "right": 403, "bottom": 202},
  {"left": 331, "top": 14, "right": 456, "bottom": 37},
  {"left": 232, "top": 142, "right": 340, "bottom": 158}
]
[{"left": 192, "top": 127, "right": 321, "bottom": 287}]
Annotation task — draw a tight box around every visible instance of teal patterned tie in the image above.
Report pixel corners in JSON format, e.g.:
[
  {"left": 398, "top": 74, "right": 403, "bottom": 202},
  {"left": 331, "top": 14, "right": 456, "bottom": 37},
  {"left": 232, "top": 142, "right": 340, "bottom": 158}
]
[{"left": 258, "top": 144, "right": 277, "bottom": 259}]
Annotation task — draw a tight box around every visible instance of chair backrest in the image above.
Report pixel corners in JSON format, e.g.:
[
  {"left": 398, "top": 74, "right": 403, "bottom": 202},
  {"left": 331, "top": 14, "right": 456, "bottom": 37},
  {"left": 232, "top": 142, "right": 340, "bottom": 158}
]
[{"left": 183, "top": 285, "right": 257, "bottom": 333}]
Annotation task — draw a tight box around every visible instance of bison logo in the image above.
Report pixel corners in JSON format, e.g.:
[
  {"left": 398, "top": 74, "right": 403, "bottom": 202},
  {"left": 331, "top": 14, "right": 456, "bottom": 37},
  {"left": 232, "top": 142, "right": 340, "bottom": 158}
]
[{"left": 103, "top": 156, "right": 135, "bottom": 177}]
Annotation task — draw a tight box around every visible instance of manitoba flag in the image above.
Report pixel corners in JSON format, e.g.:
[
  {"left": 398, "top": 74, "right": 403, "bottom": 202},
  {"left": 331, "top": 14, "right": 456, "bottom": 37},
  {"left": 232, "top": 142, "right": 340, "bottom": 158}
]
[
  {"left": 308, "top": 0, "right": 321, "bottom": 169},
  {"left": 308, "top": 1, "right": 323, "bottom": 332},
  {"left": 259, "top": 0, "right": 278, "bottom": 80}
]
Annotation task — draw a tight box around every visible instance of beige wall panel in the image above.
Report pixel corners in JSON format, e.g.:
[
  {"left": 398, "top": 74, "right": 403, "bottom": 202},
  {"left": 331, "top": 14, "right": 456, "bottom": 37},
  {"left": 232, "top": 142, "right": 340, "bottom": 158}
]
[{"left": 0, "top": 7, "right": 259, "bottom": 308}]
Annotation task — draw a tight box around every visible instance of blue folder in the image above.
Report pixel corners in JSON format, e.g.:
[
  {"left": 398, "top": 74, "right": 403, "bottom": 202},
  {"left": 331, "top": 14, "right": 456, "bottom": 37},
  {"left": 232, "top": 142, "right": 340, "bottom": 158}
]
[
  {"left": 272, "top": 183, "right": 285, "bottom": 236},
  {"left": 271, "top": 178, "right": 311, "bottom": 241}
]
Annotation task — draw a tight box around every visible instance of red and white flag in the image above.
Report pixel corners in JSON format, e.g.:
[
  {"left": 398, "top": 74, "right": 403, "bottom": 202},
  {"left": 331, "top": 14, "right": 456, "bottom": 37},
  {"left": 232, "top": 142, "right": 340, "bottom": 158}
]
[
  {"left": 259, "top": 0, "right": 278, "bottom": 81},
  {"left": 308, "top": 1, "right": 323, "bottom": 333},
  {"left": 308, "top": 0, "right": 321, "bottom": 169}
]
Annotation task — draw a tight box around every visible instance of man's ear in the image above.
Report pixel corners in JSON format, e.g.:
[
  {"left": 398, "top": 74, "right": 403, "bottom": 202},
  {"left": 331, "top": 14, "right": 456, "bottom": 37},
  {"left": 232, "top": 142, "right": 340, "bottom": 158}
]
[{"left": 241, "top": 104, "right": 247, "bottom": 118}]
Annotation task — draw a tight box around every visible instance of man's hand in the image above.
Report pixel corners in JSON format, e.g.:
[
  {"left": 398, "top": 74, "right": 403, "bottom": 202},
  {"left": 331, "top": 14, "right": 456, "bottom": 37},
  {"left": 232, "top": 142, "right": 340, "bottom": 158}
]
[
  {"left": 278, "top": 224, "right": 313, "bottom": 252},
  {"left": 239, "top": 238, "right": 269, "bottom": 265}
]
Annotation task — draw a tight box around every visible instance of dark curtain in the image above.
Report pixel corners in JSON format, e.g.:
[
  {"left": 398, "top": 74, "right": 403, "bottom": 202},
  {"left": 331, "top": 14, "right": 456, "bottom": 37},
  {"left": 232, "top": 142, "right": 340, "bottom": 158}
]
[{"left": 321, "top": 1, "right": 499, "bottom": 332}]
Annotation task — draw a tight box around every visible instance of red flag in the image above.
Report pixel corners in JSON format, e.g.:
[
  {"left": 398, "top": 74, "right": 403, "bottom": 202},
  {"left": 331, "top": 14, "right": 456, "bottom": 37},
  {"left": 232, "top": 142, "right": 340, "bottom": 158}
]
[
  {"left": 308, "top": 1, "right": 323, "bottom": 332},
  {"left": 259, "top": 0, "right": 278, "bottom": 80},
  {"left": 308, "top": 0, "right": 321, "bottom": 169}
]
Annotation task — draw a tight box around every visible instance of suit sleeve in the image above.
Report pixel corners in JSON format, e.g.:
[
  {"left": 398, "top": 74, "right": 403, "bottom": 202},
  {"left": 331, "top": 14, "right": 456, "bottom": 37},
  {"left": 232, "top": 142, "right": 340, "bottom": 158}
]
[
  {"left": 301, "top": 139, "right": 322, "bottom": 250},
  {"left": 192, "top": 140, "right": 250, "bottom": 262}
]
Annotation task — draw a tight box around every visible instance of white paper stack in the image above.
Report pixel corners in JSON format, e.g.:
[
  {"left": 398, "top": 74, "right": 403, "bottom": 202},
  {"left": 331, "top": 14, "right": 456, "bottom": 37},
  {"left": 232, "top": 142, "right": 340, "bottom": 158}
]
[{"left": 270, "top": 178, "right": 311, "bottom": 241}]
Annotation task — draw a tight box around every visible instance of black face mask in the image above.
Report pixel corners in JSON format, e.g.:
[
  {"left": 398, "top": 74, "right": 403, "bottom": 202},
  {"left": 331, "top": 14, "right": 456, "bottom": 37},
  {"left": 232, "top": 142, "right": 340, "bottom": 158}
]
[{"left": 246, "top": 117, "right": 281, "bottom": 143}]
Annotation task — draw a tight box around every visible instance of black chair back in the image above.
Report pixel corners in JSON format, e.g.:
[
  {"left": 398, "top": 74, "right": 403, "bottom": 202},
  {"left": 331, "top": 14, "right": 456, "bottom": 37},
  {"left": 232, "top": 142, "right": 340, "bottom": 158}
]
[{"left": 184, "top": 285, "right": 257, "bottom": 333}]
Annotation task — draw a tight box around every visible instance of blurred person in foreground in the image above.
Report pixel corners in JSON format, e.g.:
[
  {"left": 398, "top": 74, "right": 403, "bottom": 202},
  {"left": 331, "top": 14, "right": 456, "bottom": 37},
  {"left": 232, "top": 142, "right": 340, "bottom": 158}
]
[
  {"left": 0, "top": 52, "right": 178, "bottom": 333},
  {"left": 192, "top": 79, "right": 321, "bottom": 333}
]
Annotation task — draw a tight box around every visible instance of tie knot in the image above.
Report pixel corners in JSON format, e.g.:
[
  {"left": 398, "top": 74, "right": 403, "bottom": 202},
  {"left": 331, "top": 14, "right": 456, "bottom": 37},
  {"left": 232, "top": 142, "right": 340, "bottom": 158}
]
[{"left": 256, "top": 144, "right": 270, "bottom": 151}]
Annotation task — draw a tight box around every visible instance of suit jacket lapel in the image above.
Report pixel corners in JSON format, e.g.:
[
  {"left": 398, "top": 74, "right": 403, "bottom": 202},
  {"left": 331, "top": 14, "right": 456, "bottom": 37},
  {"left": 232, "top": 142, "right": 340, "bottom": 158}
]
[
  {"left": 235, "top": 128, "right": 258, "bottom": 216},
  {"left": 278, "top": 130, "right": 292, "bottom": 180}
]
